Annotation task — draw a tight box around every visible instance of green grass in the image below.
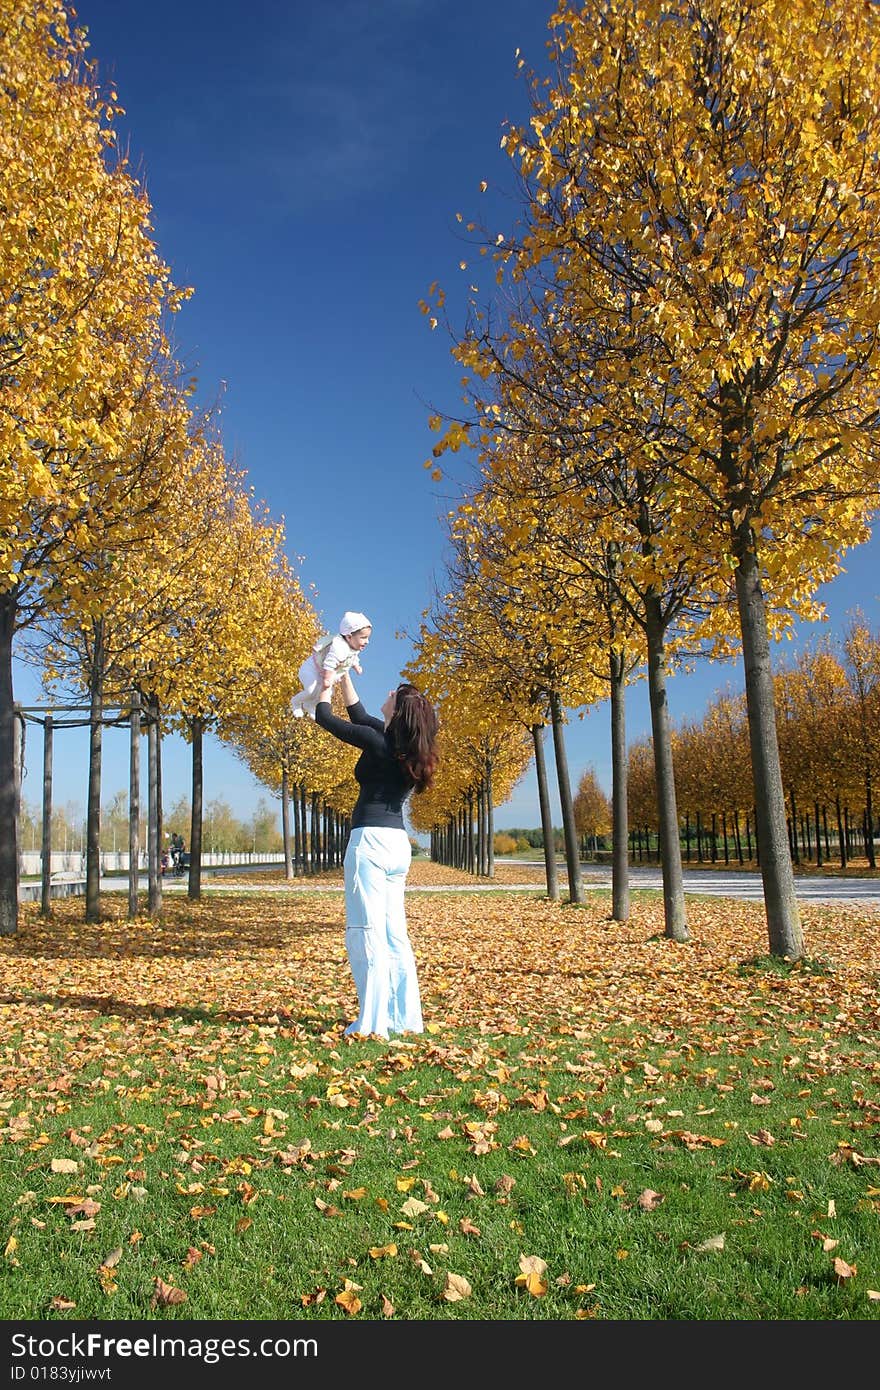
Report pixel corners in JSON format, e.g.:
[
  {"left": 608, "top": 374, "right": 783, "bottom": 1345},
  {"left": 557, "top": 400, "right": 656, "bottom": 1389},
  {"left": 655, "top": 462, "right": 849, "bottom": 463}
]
[{"left": 2, "top": 1009, "right": 878, "bottom": 1321}]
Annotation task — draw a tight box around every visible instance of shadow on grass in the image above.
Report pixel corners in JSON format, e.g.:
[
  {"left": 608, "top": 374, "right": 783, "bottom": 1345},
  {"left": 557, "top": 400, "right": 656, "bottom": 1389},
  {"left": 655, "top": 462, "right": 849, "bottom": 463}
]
[
  {"left": 0, "top": 986, "right": 344, "bottom": 1034},
  {"left": 8, "top": 898, "right": 342, "bottom": 961}
]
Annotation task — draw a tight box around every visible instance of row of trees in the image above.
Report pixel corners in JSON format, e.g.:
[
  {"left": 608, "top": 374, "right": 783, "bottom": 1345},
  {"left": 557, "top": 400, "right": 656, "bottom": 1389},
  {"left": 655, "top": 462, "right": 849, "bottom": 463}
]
[
  {"left": 4, "top": 0, "right": 549, "bottom": 927},
  {"left": 2, "top": 0, "right": 374, "bottom": 929},
  {"left": 629, "top": 631, "right": 880, "bottom": 868},
  {"left": 409, "top": 0, "right": 880, "bottom": 959},
  {"left": 17, "top": 793, "right": 284, "bottom": 857},
  {"left": 7, "top": 0, "right": 879, "bottom": 959}
]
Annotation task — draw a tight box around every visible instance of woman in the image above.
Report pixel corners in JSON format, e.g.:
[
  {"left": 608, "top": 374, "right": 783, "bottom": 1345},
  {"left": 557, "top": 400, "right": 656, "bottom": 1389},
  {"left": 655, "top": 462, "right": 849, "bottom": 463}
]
[{"left": 315, "top": 669, "right": 439, "bottom": 1039}]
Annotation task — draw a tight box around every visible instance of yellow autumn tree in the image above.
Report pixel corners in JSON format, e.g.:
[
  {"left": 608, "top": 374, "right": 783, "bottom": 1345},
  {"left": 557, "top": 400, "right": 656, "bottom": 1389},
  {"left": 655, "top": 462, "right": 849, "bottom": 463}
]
[
  {"left": 405, "top": 653, "right": 533, "bottom": 876},
  {"left": 430, "top": 0, "right": 880, "bottom": 959},
  {"left": 572, "top": 767, "right": 612, "bottom": 857},
  {"left": 0, "top": 0, "right": 191, "bottom": 931},
  {"left": 838, "top": 616, "right": 880, "bottom": 868},
  {"left": 432, "top": 432, "right": 615, "bottom": 899},
  {"left": 30, "top": 363, "right": 195, "bottom": 919}
]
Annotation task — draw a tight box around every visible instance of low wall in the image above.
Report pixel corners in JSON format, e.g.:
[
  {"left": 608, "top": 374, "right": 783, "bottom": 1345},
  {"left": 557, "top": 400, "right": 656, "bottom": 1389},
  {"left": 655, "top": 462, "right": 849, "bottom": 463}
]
[
  {"left": 19, "top": 879, "right": 88, "bottom": 903},
  {"left": 20, "top": 850, "right": 286, "bottom": 876}
]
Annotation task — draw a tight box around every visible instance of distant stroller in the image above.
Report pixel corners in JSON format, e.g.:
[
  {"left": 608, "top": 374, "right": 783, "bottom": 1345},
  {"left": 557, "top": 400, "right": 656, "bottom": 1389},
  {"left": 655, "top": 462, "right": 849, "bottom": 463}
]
[{"left": 170, "top": 833, "right": 188, "bottom": 875}]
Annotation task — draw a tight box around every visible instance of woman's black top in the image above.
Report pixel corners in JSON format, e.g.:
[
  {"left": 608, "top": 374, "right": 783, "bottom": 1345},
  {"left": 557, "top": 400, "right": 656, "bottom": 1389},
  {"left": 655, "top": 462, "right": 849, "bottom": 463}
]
[{"left": 315, "top": 699, "right": 413, "bottom": 830}]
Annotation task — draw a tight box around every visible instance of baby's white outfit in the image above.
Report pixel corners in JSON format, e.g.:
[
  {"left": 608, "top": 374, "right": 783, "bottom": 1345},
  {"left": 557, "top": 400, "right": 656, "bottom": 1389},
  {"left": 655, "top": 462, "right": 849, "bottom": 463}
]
[{"left": 291, "top": 611, "right": 370, "bottom": 720}]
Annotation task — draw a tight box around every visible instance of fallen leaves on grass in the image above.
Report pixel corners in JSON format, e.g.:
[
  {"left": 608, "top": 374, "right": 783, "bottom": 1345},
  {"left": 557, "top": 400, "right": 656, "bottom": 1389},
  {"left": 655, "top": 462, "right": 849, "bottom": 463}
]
[
  {"left": 1, "top": 887, "right": 879, "bottom": 1320},
  {"left": 441, "top": 1272, "right": 472, "bottom": 1301},
  {"left": 638, "top": 1189, "right": 664, "bottom": 1211},
  {"left": 515, "top": 1254, "right": 549, "bottom": 1296},
  {"left": 152, "top": 1277, "right": 187, "bottom": 1308},
  {"left": 335, "top": 1282, "right": 362, "bottom": 1315}
]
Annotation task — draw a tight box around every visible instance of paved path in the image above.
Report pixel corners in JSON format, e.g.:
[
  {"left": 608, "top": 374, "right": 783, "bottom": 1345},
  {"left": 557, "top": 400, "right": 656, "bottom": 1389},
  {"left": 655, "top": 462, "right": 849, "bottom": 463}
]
[
  {"left": 584, "top": 864, "right": 880, "bottom": 906},
  {"left": 76, "top": 863, "right": 880, "bottom": 907}
]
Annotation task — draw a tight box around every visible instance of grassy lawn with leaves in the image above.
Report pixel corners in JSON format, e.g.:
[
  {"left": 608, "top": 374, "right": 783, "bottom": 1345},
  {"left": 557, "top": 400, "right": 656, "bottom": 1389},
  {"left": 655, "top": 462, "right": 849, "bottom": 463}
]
[{"left": 1, "top": 863, "right": 878, "bottom": 1322}]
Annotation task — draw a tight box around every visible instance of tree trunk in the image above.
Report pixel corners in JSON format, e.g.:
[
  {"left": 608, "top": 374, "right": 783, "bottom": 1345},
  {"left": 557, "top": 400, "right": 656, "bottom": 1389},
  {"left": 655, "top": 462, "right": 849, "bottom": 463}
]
[
  {"left": 548, "top": 689, "right": 582, "bottom": 904},
  {"left": 865, "top": 769, "right": 876, "bottom": 870},
  {"left": 835, "top": 796, "right": 847, "bottom": 868},
  {"left": 310, "top": 791, "right": 320, "bottom": 873},
  {"left": 609, "top": 649, "right": 630, "bottom": 922},
  {"left": 0, "top": 593, "right": 18, "bottom": 935},
  {"left": 128, "top": 692, "right": 140, "bottom": 919},
  {"left": 484, "top": 755, "right": 495, "bottom": 879},
  {"left": 293, "top": 783, "right": 303, "bottom": 876},
  {"left": 282, "top": 764, "right": 293, "bottom": 879},
  {"left": 300, "top": 785, "right": 309, "bottom": 874},
  {"left": 733, "top": 536, "right": 803, "bottom": 959},
  {"left": 40, "top": 714, "right": 53, "bottom": 917},
  {"left": 814, "top": 800, "right": 822, "bottom": 868},
  {"left": 147, "top": 698, "right": 162, "bottom": 915},
  {"left": 532, "top": 722, "right": 559, "bottom": 901},
  {"left": 85, "top": 624, "right": 104, "bottom": 923},
  {"left": 188, "top": 715, "right": 204, "bottom": 900},
  {"left": 644, "top": 594, "right": 689, "bottom": 941},
  {"left": 12, "top": 702, "right": 24, "bottom": 898}
]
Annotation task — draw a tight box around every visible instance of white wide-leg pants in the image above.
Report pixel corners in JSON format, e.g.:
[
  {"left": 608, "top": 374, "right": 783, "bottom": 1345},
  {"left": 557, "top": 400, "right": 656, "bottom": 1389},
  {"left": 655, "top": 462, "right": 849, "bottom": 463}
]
[{"left": 343, "top": 826, "right": 423, "bottom": 1038}]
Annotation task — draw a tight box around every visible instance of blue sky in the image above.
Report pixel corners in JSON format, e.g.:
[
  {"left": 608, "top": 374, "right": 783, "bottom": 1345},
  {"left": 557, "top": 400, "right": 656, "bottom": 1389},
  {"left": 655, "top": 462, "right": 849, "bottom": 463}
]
[{"left": 14, "top": 0, "right": 880, "bottom": 834}]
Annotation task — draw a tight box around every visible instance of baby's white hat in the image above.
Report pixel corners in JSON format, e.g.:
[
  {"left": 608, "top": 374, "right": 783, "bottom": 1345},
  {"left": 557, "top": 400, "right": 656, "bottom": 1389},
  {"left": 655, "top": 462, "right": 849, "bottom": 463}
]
[{"left": 339, "top": 611, "right": 371, "bottom": 636}]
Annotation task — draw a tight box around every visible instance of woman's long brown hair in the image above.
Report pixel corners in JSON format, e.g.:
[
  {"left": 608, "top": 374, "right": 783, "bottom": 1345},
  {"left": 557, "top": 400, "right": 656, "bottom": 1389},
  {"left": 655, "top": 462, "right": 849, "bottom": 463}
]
[{"left": 387, "top": 683, "right": 439, "bottom": 793}]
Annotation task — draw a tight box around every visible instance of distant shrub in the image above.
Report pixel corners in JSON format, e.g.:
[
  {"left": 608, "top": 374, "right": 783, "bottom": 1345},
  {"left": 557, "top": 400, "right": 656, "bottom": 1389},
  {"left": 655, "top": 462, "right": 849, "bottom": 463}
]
[{"left": 493, "top": 832, "right": 518, "bottom": 856}]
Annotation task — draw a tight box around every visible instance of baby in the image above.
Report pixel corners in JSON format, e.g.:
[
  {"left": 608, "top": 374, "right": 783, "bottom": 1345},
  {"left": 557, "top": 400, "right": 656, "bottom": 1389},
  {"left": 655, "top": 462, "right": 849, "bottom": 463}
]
[{"left": 291, "top": 611, "right": 372, "bottom": 720}]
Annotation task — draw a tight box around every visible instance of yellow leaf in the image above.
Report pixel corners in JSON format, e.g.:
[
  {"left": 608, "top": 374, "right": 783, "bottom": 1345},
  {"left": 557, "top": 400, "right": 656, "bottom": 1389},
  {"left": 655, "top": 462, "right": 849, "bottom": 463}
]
[
  {"left": 335, "top": 1289, "right": 362, "bottom": 1316},
  {"left": 50, "top": 1158, "right": 79, "bottom": 1174},
  {"left": 401, "top": 1197, "right": 429, "bottom": 1218},
  {"left": 442, "top": 1272, "right": 472, "bottom": 1301},
  {"left": 514, "top": 1269, "right": 548, "bottom": 1297}
]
